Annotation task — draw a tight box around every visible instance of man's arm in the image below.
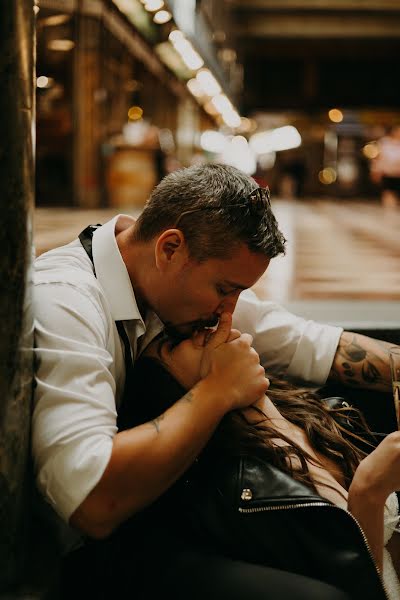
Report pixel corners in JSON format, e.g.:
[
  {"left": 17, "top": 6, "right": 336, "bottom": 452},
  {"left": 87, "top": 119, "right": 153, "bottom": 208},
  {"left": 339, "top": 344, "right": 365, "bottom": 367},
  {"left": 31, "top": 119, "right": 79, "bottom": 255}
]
[
  {"left": 328, "top": 331, "right": 397, "bottom": 392},
  {"left": 70, "top": 316, "right": 268, "bottom": 539}
]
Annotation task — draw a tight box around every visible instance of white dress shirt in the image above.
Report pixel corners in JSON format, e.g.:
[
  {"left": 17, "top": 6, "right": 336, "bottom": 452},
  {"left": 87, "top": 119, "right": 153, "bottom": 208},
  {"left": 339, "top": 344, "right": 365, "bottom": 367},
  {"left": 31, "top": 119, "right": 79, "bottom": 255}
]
[{"left": 32, "top": 214, "right": 342, "bottom": 523}]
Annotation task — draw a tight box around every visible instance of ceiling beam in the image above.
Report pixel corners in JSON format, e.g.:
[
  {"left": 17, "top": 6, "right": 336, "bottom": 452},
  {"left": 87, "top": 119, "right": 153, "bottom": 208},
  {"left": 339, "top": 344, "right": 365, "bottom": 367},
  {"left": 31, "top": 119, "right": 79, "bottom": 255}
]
[
  {"left": 230, "top": 0, "right": 400, "bottom": 11},
  {"left": 233, "top": 13, "right": 400, "bottom": 38},
  {"left": 238, "top": 37, "right": 400, "bottom": 58}
]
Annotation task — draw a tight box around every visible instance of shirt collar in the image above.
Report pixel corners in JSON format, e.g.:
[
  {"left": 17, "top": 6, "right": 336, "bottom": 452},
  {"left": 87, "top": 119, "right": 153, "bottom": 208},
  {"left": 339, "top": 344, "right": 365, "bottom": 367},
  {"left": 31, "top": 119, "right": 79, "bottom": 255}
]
[{"left": 92, "top": 215, "right": 144, "bottom": 323}]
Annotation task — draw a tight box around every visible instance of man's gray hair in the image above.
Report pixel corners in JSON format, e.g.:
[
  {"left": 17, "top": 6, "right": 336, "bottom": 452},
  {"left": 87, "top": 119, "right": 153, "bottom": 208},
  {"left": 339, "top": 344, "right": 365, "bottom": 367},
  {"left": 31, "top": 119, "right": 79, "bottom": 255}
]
[{"left": 133, "top": 163, "right": 286, "bottom": 261}]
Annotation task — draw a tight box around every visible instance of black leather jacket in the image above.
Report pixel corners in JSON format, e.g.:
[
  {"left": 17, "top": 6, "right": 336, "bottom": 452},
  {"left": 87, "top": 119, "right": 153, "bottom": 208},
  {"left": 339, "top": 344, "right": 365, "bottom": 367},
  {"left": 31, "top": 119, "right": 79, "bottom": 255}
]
[
  {"left": 180, "top": 453, "right": 388, "bottom": 600},
  {"left": 124, "top": 357, "right": 388, "bottom": 599}
]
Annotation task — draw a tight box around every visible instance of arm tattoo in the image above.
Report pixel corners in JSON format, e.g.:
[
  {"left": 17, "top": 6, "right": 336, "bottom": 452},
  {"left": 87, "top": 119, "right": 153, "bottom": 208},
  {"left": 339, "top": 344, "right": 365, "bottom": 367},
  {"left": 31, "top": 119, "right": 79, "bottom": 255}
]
[
  {"left": 150, "top": 390, "right": 194, "bottom": 433},
  {"left": 330, "top": 332, "right": 393, "bottom": 390}
]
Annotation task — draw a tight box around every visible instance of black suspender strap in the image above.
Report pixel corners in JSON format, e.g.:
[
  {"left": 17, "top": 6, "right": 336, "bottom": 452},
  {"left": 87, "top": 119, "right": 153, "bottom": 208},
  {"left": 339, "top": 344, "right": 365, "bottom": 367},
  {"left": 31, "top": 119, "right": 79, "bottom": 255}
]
[
  {"left": 78, "top": 224, "right": 133, "bottom": 373},
  {"left": 78, "top": 224, "right": 101, "bottom": 269},
  {"left": 116, "top": 321, "right": 134, "bottom": 373}
]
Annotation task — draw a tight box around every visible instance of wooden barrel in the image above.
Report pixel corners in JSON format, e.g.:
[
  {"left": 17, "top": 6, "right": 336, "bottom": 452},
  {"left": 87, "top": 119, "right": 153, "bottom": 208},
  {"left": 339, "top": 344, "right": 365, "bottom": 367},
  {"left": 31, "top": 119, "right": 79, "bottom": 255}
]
[{"left": 106, "top": 146, "right": 158, "bottom": 208}]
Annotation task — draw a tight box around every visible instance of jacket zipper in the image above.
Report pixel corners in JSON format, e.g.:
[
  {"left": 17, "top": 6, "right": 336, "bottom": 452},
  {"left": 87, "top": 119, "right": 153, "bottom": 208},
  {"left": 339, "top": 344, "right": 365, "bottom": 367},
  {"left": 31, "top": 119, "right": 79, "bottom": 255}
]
[{"left": 238, "top": 500, "right": 389, "bottom": 598}]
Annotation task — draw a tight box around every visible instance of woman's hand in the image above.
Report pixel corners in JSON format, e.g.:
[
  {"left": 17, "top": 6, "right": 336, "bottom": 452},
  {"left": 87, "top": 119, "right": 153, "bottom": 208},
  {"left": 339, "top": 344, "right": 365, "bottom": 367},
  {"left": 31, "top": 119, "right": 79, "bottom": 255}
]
[
  {"left": 155, "top": 314, "right": 242, "bottom": 391},
  {"left": 350, "top": 431, "right": 400, "bottom": 504},
  {"left": 347, "top": 431, "right": 400, "bottom": 572}
]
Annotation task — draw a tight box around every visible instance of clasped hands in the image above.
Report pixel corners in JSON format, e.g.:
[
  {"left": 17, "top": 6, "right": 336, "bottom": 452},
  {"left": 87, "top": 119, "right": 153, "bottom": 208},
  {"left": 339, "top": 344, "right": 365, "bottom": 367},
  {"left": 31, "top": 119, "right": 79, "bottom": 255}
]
[{"left": 187, "top": 312, "right": 269, "bottom": 410}]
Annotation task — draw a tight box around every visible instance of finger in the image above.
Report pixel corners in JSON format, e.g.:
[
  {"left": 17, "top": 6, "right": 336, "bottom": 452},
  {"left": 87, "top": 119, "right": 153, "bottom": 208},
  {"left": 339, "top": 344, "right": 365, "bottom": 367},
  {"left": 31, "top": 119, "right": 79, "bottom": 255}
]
[
  {"left": 192, "top": 330, "right": 207, "bottom": 347},
  {"left": 234, "top": 332, "right": 253, "bottom": 347},
  {"left": 205, "top": 312, "right": 232, "bottom": 349},
  {"left": 227, "top": 328, "right": 241, "bottom": 342}
]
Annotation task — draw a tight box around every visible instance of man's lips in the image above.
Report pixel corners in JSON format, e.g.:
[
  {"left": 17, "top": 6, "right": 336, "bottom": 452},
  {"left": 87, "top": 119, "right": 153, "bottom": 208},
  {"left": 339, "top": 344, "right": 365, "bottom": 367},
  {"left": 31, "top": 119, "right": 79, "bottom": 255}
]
[
  {"left": 193, "top": 315, "right": 219, "bottom": 330},
  {"left": 163, "top": 315, "right": 220, "bottom": 343}
]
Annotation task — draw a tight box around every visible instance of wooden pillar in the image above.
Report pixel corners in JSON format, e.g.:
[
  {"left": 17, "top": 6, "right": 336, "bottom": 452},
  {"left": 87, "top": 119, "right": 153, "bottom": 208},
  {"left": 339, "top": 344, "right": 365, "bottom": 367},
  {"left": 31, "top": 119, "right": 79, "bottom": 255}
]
[
  {"left": 73, "top": 11, "right": 103, "bottom": 208},
  {"left": 0, "top": 0, "right": 35, "bottom": 591}
]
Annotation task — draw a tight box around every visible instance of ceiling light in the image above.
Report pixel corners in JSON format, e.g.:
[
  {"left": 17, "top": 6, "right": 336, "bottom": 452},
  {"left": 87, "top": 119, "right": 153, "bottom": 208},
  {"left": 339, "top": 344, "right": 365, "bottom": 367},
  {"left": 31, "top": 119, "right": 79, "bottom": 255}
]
[
  {"left": 168, "top": 29, "right": 185, "bottom": 43},
  {"left": 196, "top": 69, "right": 221, "bottom": 97},
  {"left": 40, "top": 14, "right": 70, "bottom": 26},
  {"left": 211, "top": 94, "right": 233, "bottom": 114},
  {"left": 144, "top": 0, "right": 164, "bottom": 11},
  {"left": 187, "top": 78, "right": 203, "bottom": 98},
  {"left": 200, "top": 130, "right": 227, "bottom": 154},
  {"left": 36, "top": 75, "right": 53, "bottom": 88},
  {"left": 222, "top": 110, "right": 241, "bottom": 129},
  {"left": 203, "top": 101, "right": 219, "bottom": 116},
  {"left": 319, "top": 167, "right": 337, "bottom": 184},
  {"left": 47, "top": 39, "right": 75, "bottom": 51},
  {"left": 153, "top": 10, "right": 172, "bottom": 24},
  {"left": 249, "top": 126, "right": 301, "bottom": 154},
  {"left": 128, "top": 106, "right": 144, "bottom": 120},
  {"left": 221, "top": 136, "right": 257, "bottom": 175},
  {"left": 328, "top": 108, "right": 343, "bottom": 123},
  {"left": 362, "top": 142, "right": 379, "bottom": 159}
]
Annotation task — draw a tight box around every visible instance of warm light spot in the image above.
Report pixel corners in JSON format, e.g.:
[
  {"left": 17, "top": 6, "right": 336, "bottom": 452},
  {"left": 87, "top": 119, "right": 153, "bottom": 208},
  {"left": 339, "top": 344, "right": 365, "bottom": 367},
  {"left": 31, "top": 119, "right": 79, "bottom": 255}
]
[
  {"left": 168, "top": 30, "right": 185, "bottom": 43},
  {"left": 153, "top": 10, "right": 172, "bottom": 24},
  {"left": 195, "top": 69, "right": 221, "bottom": 97},
  {"left": 47, "top": 39, "right": 75, "bottom": 51},
  {"left": 186, "top": 78, "right": 203, "bottom": 98},
  {"left": 362, "top": 142, "right": 379, "bottom": 159},
  {"left": 144, "top": 0, "right": 164, "bottom": 11},
  {"left": 128, "top": 106, "right": 143, "bottom": 121},
  {"left": 41, "top": 14, "right": 70, "bottom": 26},
  {"left": 319, "top": 167, "right": 337, "bottom": 184},
  {"left": 200, "top": 130, "right": 227, "bottom": 154},
  {"left": 249, "top": 126, "right": 301, "bottom": 154},
  {"left": 222, "top": 110, "right": 241, "bottom": 129},
  {"left": 239, "top": 117, "right": 254, "bottom": 133},
  {"left": 203, "top": 101, "right": 219, "bottom": 116},
  {"left": 37, "top": 75, "right": 49, "bottom": 88},
  {"left": 328, "top": 109, "right": 343, "bottom": 123}
]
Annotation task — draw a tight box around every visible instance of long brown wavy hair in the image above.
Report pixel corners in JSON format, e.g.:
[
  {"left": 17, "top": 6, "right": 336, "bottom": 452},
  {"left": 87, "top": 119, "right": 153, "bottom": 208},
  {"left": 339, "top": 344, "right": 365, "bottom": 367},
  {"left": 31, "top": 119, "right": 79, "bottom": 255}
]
[
  {"left": 203, "top": 374, "right": 377, "bottom": 495},
  {"left": 126, "top": 357, "right": 377, "bottom": 497}
]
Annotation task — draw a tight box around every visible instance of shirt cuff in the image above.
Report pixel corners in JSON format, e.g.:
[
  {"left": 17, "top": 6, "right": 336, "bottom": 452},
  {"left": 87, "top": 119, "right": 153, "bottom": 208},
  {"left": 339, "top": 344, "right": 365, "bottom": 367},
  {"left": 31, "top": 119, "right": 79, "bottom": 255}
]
[{"left": 287, "top": 322, "right": 343, "bottom": 385}]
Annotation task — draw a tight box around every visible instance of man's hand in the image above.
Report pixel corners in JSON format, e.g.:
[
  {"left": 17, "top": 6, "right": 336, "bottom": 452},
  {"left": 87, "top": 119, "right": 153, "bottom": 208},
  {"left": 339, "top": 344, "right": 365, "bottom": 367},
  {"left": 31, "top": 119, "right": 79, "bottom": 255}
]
[{"left": 200, "top": 312, "right": 269, "bottom": 410}]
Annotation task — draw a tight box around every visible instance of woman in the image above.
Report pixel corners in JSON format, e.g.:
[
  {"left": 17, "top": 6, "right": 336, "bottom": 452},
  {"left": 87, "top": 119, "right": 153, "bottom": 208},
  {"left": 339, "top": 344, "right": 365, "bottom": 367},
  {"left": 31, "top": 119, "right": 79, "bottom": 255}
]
[{"left": 122, "top": 323, "right": 400, "bottom": 600}]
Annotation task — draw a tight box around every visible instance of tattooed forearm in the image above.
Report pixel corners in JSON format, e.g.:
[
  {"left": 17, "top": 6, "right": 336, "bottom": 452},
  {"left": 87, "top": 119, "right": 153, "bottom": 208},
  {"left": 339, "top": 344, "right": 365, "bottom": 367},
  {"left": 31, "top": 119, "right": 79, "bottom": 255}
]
[
  {"left": 329, "top": 331, "right": 395, "bottom": 391},
  {"left": 149, "top": 390, "right": 194, "bottom": 433}
]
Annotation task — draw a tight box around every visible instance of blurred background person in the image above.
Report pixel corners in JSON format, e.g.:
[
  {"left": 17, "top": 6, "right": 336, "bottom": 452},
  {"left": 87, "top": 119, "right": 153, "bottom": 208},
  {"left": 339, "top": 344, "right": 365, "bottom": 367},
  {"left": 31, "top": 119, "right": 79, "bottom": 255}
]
[{"left": 370, "top": 125, "right": 400, "bottom": 208}]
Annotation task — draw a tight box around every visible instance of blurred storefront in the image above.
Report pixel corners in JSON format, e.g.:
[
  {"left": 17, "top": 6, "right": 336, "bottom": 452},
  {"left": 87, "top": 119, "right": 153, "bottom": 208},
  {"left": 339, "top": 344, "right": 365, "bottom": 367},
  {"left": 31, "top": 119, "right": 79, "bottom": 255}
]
[
  {"left": 36, "top": 0, "right": 400, "bottom": 206},
  {"left": 35, "top": 0, "right": 242, "bottom": 208}
]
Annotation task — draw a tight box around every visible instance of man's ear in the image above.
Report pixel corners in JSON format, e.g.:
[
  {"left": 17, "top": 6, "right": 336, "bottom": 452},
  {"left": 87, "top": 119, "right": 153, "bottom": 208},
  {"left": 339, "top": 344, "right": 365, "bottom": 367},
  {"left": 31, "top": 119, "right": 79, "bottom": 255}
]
[{"left": 154, "top": 229, "right": 189, "bottom": 271}]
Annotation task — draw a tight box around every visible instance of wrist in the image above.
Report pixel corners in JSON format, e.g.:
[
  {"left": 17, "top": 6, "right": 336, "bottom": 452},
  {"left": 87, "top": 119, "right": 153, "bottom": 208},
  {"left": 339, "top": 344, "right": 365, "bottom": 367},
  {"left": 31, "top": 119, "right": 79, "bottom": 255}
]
[
  {"left": 195, "top": 374, "right": 233, "bottom": 417},
  {"left": 349, "top": 472, "right": 389, "bottom": 508}
]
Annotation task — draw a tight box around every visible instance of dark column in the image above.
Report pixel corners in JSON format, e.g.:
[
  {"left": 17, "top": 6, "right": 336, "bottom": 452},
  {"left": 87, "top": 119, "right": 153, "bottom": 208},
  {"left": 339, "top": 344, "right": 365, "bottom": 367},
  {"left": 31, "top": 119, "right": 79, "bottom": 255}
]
[
  {"left": 73, "top": 12, "right": 102, "bottom": 208},
  {"left": 0, "top": 0, "right": 35, "bottom": 591}
]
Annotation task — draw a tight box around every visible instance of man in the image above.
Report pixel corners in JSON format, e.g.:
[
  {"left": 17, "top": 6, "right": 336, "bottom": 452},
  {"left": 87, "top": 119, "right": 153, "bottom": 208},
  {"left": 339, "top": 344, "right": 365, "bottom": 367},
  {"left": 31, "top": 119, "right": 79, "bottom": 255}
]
[{"left": 33, "top": 163, "right": 392, "bottom": 599}]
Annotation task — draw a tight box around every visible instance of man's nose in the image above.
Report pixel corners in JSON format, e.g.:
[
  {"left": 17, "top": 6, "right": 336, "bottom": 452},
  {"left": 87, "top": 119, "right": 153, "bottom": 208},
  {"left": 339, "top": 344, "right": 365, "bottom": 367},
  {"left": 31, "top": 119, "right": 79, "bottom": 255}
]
[{"left": 218, "top": 291, "right": 241, "bottom": 314}]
